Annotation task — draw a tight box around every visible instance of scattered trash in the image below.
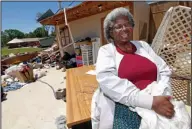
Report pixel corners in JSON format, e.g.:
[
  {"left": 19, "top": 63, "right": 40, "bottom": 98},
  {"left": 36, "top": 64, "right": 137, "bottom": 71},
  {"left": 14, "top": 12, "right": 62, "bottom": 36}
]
[
  {"left": 1, "top": 43, "right": 79, "bottom": 94},
  {"left": 3, "top": 82, "right": 26, "bottom": 92},
  {"left": 1, "top": 86, "right": 7, "bottom": 102},
  {"left": 1, "top": 93, "right": 7, "bottom": 102},
  {"left": 1, "top": 74, "right": 11, "bottom": 81},
  {"left": 5, "top": 78, "right": 14, "bottom": 83},
  {"left": 55, "top": 88, "right": 66, "bottom": 100},
  {"left": 5, "top": 63, "right": 34, "bottom": 83},
  {"left": 62, "top": 67, "right": 66, "bottom": 72},
  {"left": 55, "top": 115, "right": 67, "bottom": 129},
  {"left": 56, "top": 65, "right": 62, "bottom": 70},
  {"left": 9, "top": 53, "right": 16, "bottom": 57},
  {"left": 33, "top": 69, "right": 47, "bottom": 80},
  {"left": 32, "top": 62, "right": 43, "bottom": 69},
  {"left": 50, "top": 63, "right": 56, "bottom": 67},
  {"left": 44, "top": 64, "right": 51, "bottom": 69}
]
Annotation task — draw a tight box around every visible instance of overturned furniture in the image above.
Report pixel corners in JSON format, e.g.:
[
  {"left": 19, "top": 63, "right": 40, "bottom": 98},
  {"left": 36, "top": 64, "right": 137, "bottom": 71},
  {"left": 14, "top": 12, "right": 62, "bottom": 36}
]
[{"left": 151, "top": 6, "right": 191, "bottom": 106}]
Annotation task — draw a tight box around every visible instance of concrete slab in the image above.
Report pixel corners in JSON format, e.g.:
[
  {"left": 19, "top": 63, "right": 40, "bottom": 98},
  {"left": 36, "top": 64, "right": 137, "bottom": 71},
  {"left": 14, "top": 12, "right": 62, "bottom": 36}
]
[{"left": 2, "top": 67, "right": 67, "bottom": 129}]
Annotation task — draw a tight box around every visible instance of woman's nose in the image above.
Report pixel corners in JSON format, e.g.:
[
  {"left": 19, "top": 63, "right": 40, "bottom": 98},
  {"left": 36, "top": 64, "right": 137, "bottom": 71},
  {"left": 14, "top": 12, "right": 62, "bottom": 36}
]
[{"left": 122, "top": 25, "right": 127, "bottom": 31}]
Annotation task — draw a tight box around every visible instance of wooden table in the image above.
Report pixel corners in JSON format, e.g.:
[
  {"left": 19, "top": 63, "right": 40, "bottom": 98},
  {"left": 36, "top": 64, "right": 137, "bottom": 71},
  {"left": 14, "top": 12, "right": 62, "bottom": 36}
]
[{"left": 66, "top": 65, "right": 98, "bottom": 128}]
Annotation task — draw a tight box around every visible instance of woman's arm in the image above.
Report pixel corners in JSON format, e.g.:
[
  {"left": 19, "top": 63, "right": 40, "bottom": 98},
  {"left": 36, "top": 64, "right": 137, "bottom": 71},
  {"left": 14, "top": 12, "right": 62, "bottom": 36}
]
[
  {"left": 141, "top": 41, "right": 172, "bottom": 95},
  {"left": 96, "top": 45, "right": 153, "bottom": 109}
]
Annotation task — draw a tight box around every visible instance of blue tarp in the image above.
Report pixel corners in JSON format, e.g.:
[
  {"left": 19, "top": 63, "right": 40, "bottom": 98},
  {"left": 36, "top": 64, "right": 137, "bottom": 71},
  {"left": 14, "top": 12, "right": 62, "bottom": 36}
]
[{"left": 3, "top": 82, "right": 26, "bottom": 92}]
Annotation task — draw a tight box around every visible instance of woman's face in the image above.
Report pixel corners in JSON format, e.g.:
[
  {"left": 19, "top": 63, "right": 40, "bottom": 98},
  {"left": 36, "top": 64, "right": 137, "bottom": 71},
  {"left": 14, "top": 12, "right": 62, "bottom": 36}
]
[{"left": 111, "top": 16, "right": 133, "bottom": 44}]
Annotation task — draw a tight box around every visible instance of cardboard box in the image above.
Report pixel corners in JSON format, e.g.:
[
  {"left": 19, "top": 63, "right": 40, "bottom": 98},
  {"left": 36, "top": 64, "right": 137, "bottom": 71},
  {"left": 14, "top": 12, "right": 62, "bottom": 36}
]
[{"left": 15, "top": 67, "right": 34, "bottom": 83}]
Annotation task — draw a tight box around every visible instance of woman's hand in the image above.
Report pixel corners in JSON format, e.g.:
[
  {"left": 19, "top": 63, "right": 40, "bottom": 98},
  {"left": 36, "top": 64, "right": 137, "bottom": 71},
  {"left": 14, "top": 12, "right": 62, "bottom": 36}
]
[{"left": 152, "top": 96, "right": 175, "bottom": 119}]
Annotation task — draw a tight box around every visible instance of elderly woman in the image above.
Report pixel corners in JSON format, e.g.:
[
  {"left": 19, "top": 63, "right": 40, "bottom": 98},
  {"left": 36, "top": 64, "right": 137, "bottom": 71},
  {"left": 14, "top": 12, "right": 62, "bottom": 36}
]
[{"left": 91, "top": 7, "right": 175, "bottom": 129}]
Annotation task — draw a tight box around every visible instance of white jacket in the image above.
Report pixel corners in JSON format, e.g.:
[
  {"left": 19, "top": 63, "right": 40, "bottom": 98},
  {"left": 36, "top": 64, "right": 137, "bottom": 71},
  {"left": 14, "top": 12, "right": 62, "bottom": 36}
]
[{"left": 91, "top": 41, "right": 172, "bottom": 129}]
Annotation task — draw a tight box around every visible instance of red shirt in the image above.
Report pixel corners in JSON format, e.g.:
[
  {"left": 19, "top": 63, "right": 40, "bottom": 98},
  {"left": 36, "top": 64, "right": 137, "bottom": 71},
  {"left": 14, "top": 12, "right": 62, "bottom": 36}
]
[{"left": 116, "top": 43, "right": 157, "bottom": 90}]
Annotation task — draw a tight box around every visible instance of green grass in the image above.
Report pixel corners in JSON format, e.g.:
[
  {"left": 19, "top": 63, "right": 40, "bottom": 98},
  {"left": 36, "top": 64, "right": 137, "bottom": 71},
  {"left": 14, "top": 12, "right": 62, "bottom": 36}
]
[{"left": 1, "top": 47, "right": 43, "bottom": 56}]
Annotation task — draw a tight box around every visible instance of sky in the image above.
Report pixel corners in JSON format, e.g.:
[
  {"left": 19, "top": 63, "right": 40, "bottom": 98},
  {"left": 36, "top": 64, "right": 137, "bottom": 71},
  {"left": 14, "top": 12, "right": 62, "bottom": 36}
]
[{"left": 2, "top": 1, "right": 82, "bottom": 33}]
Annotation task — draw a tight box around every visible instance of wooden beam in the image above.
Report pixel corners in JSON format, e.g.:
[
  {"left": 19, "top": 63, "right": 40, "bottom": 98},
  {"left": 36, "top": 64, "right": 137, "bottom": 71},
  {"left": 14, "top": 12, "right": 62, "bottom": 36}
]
[
  {"left": 40, "top": 1, "right": 132, "bottom": 25},
  {"left": 64, "top": 8, "right": 68, "bottom": 25},
  {"left": 52, "top": 1, "right": 91, "bottom": 20},
  {"left": 61, "top": 42, "right": 74, "bottom": 50},
  {"left": 56, "top": 25, "right": 64, "bottom": 57},
  {"left": 67, "top": 2, "right": 132, "bottom": 22}
]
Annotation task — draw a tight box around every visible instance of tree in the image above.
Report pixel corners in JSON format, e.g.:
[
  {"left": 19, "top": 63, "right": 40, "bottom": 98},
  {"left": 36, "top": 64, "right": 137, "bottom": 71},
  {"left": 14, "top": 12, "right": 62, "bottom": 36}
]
[
  {"left": 33, "top": 27, "right": 48, "bottom": 37},
  {"left": 24, "top": 33, "right": 29, "bottom": 38},
  {"left": 44, "top": 25, "right": 50, "bottom": 32},
  {"left": 1, "top": 31, "right": 9, "bottom": 47},
  {"left": 1, "top": 29, "right": 25, "bottom": 47},
  {"left": 50, "top": 26, "right": 56, "bottom": 36},
  {"left": 4, "top": 29, "right": 25, "bottom": 39},
  {"left": 36, "top": 12, "right": 53, "bottom": 36},
  {"left": 1, "top": 25, "right": 55, "bottom": 47},
  {"left": 36, "top": 12, "right": 43, "bottom": 22}
]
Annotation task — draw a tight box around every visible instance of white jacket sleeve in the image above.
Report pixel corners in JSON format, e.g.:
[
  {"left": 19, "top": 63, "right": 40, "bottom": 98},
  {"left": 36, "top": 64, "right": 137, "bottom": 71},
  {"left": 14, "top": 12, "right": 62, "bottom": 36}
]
[
  {"left": 96, "top": 45, "right": 153, "bottom": 109},
  {"left": 141, "top": 41, "right": 172, "bottom": 95}
]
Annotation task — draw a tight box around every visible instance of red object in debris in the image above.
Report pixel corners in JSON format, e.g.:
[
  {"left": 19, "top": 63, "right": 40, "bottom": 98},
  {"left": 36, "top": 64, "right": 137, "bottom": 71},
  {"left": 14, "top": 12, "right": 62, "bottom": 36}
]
[
  {"left": 77, "top": 64, "right": 83, "bottom": 67},
  {"left": 76, "top": 56, "right": 82, "bottom": 60},
  {"left": 76, "top": 56, "right": 83, "bottom": 67}
]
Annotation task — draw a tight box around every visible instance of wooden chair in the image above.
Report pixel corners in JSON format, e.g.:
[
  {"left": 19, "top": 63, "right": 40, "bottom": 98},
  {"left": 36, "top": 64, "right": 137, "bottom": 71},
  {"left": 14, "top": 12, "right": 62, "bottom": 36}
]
[{"left": 151, "top": 6, "right": 191, "bottom": 106}]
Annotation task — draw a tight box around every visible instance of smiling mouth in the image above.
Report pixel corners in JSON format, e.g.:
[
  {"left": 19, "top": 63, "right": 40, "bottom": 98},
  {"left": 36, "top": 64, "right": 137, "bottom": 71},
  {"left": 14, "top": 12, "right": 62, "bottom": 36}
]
[{"left": 121, "top": 33, "right": 129, "bottom": 38}]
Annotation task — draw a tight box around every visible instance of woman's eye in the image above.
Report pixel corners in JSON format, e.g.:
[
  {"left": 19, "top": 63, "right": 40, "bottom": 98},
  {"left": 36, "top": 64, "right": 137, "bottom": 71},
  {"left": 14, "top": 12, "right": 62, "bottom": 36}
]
[
  {"left": 124, "top": 24, "right": 129, "bottom": 27},
  {"left": 115, "top": 26, "right": 121, "bottom": 29}
]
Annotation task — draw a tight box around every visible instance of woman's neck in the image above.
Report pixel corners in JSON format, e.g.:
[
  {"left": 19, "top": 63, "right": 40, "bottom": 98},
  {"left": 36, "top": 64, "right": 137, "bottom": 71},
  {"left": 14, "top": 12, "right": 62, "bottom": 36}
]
[
  {"left": 115, "top": 40, "right": 131, "bottom": 46},
  {"left": 115, "top": 41, "right": 132, "bottom": 53}
]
